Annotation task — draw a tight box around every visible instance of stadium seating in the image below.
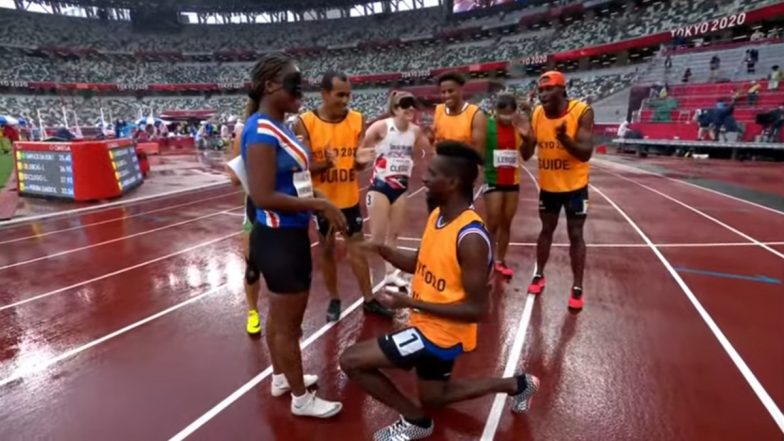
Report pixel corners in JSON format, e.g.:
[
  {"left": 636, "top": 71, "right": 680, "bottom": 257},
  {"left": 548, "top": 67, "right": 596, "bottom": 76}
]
[{"left": 0, "top": 0, "right": 781, "bottom": 128}]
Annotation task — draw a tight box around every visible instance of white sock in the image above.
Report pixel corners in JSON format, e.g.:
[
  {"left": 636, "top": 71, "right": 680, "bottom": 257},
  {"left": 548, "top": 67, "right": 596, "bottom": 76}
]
[
  {"left": 291, "top": 391, "right": 310, "bottom": 407},
  {"left": 272, "top": 373, "right": 287, "bottom": 386}
]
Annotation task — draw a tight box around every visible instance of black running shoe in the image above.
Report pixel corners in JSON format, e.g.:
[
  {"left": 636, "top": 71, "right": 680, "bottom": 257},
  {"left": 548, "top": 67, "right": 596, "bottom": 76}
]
[
  {"left": 326, "top": 299, "right": 341, "bottom": 322},
  {"left": 363, "top": 299, "right": 394, "bottom": 319}
]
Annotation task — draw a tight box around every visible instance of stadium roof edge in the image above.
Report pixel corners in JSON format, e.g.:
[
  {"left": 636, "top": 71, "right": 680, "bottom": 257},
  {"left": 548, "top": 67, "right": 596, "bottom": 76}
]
[{"left": 37, "top": 0, "right": 396, "bottom": 13}]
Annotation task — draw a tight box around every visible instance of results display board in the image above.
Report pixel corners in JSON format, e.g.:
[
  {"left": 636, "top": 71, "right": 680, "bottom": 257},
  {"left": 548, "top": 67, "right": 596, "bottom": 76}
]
[
  {"left": 13, "top": 139, "right": 144, "bottom": 201},
  {"left": 109, "top": 145, "right": 143, "bottom": 192},
  {"left": 15, "top": 149, "right": 75, "bottom": 198}
]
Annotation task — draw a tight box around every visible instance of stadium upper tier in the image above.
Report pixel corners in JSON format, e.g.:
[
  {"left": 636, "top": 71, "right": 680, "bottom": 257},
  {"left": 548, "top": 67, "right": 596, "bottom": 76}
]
[
  {"left": 0, "top": 0, "right": 777, "bottom": 83},
  {"left": 0, "top": 70, "right": 636, "bottom": 126}
]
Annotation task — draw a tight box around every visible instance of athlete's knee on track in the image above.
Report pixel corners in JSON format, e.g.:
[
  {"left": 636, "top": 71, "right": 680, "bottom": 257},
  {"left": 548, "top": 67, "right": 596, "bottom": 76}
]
[
  {"left": 418, "top": 385, "right": 447, "bottom": 409},
  {"left": 338, "top": 345, "right": 364, "bottom": 375}
]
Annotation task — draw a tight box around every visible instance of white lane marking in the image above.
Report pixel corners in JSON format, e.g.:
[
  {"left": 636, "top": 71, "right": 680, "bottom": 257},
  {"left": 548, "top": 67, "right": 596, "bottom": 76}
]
[
  {"left": 594, "top": 158, "right": 784, "bottom": 216},
  {"left": 0, "top": 191, "right": 241, "bottom": 245},
  {"left": 0, "top": 232, "right": 241, "bottom": 312},
  {"left": 591, "top": 183, "right": 784, "bottom": 433},
  {"left": 480, "top": 159, "right": 541, "bottom": 440},
  {"left": 0, "top": 206, "right": 244, "bottom": 272},
  {"left": 0, "top": 181, "right": 231, "bottom": 227},
  {"left": 598, "top": 167, "right": 784, "bottom": 260},
  {"left": 167, "top": 275, "right": 393, "bottom": 441}
]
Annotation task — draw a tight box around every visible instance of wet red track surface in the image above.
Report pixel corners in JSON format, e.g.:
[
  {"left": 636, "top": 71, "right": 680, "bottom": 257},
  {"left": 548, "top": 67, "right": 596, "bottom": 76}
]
[{"left": 1, "top": 157, "right": 782, "bottom": 440}]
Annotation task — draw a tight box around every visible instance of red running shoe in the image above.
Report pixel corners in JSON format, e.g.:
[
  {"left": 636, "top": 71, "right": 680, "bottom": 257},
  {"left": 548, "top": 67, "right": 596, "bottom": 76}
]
[
  {"left": 568, "top": 287, "right": 584, "bottom": 311},
  {"left": 494, "top": 262, "right": 514, "bottom": 278},
  {"left": 527, "top": 274, "right": 546, "bottom": 294}
]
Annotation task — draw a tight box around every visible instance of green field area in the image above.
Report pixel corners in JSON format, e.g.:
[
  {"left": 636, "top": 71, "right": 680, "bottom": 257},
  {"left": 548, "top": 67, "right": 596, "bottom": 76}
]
[{"left": 0, "top": 150, "right": 12, "bottom": 190}]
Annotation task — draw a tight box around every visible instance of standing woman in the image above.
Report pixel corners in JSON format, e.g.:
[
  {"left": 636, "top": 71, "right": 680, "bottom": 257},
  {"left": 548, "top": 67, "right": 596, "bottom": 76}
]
[
  {"left": 357, "top": 91, "right": 430, "bottom": 288},
  {"left": 225, "top": 114, "right": 265, "bottom": 336},
  {"left": 483, "top": 94, "right": 530, "bottom": 277},
  {"left": 243, "top": 52, "right": 347, "bottom": 418}
]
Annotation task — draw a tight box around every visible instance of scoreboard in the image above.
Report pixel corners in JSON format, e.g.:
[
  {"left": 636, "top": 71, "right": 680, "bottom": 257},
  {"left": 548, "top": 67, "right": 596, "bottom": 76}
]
[
  {"left": 14, "top": 139, "right": 144, "bottom": 201},
  {"left": 16, "top": 150, "right": 75, "bottom": 198},
  {"left": 108, "top": 145, "right": 143, "bottom": 192}
]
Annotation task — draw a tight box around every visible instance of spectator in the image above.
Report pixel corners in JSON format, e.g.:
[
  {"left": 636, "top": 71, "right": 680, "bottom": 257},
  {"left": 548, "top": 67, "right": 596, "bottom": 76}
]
[
  {"left": 694, "top": 109, "right": 714, "bottom": 141},
  {"left": 769, "top": 65, "right": 781, "bottom": 91},
  {"left": 682, "top": 68, "right": 692, "bottom": 83},
  {"left": 745, "top": 49, "right": 758, "bottom": 74},
  {"left": 750, "top": 28, "right": 766, "bottom": 41},
  {"left": 747, "top": 81, "right": 761, "bottom": 106},
  {"left": 710, "top": 55, "right": 720, "bottom": 82}
]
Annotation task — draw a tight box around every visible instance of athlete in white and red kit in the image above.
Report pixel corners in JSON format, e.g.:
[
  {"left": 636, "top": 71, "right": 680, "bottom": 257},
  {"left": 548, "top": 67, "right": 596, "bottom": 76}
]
[{"left": 356, "top": 91, "right": 431, "bottom": 289}]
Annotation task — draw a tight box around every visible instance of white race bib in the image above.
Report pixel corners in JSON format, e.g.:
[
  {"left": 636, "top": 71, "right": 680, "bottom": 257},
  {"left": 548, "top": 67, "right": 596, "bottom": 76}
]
[
  {"left": 493, "top": 150, "right": 519, "bottom": 168},
  {"left": 387, "top": 157, "right": 413, "bottom": 177},
  {"left": 391, "top": 328, "right": 424, "bottom": 356},
  {"left": 293, "top": 170, "right": 314, "bottom": 198}
]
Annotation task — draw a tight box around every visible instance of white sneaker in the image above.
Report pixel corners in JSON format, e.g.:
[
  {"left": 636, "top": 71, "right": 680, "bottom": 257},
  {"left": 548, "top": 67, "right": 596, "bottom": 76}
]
[
  {"left": 271, "top": 374, "right": 319, "bottom": 397},
  {"left": 385, "top": 273, "right": 409, "bottom": 289},
  {"left": 290, "top": 390, "right": 343, "bottom": 418}
]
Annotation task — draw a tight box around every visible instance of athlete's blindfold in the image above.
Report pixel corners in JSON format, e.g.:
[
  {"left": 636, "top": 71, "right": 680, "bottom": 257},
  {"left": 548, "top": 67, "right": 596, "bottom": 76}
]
[{"left": 261, "top": 71, "right": 303, "bottom": 99}]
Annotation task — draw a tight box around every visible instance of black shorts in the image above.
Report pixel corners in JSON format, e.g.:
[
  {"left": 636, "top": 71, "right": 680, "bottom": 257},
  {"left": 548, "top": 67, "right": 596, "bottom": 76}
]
[
  {"left": 368, "top": 183, "right": 407, "bottom": 205},
  {"left": 484, "top": 184, "right": 520, "bottom": 194},
  {"left": 378, "top": 327, "right": 463, "bottom": 381},
  {"left": 249, "top": 224, "right": 312, "bottom": 294},
  {"left": 316, "top": 204, "right": 364, "bottom": 237},
  {"left": 539, "top": 186, "right": 588, "bottom": 218}
]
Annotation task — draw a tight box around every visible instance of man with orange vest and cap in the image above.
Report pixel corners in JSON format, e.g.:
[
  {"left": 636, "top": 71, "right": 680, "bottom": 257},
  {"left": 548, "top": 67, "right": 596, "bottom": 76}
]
[{"left": 519, "top": 70, "right": 594, "bottom": 311}]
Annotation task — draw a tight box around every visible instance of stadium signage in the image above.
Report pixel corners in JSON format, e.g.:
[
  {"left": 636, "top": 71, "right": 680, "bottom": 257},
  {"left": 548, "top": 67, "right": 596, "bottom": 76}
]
[
  {"left": 670, "top": 12, "right": 747, "bottom": 38},
  {"left": 217, "top": 82, "right": 246, "bottom": 89},
  {"left": 0, "top": 80, "right": 29, "bottom": 88},
  {"left": 118, "top": 84, "right": 148, "bottom": 90},
  {"left": 519, "top": 54, "right": 548, "bottom": 66},
  {"left": 401, "top": 70, "right": 431, "bottom": 79}
]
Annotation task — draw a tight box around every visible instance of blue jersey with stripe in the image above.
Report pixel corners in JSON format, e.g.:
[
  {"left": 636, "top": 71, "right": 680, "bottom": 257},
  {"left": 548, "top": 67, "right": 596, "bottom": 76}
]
[{"left": 241, "top": 113, "right": 312, "bottom": 229}]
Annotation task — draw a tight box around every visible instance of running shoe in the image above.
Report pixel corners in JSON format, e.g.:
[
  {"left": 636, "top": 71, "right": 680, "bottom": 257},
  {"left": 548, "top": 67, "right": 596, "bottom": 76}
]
[
  {"left": 326, "top": 299, "right": 341, "bottom": 322},
  {"left": 527, "top": 274, "right": 546, "bottom": 295},
  {"left": 271, "top": 374, "right": 319, "bottom": 397},
  {"left": 385, "top": 273, "right": 410, "bottom": 289},
  {"left": 363, "top": 299, "right": 394, "bottom": 319},
  {"left": 568, "top": 287, "right": 584, "bottom": 311},
  {"left": 290, "top": 391, "right": 342, "bottom": 418},
  {"left": 246, "top": 309, "right": 261, "bottom": 335},
  {"left": 511, "top": 373, "right": 540, "bottom": 414},
  {"left": 494, "top": 262, "right": 514, "bottom": 278},
  {"left": 373, "top": 416, "right": 434, "bottom": 441}
]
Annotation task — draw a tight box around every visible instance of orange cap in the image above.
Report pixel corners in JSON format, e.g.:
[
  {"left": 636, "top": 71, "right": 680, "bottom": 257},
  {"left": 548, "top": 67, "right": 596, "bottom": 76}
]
[{"left": 538, "top": 71, "right": 566, "bottom": 87}]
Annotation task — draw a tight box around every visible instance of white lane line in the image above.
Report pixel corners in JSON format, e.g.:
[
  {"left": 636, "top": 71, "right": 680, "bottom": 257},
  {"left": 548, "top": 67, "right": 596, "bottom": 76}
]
[
  {"left": 0, "top": 228, "right": 331, "bottom": 383},
  {"left": 598, "top": 167, "right": 784, "bottom": 260},
  {"left": 169, "top": 185, "right": 427, "bottom": 439},
  {"left": 0, "top": 283, "right": 231, "bottom": 389},
  {"left": 0, "top": 191, "right": 241, "bottom": 246},
  {"left": 480, "top": 160, "right": 540, "bottom": 440},
  {"left": 220, "top": 212, "right": 246, "bottom": 218},
  {"left": 393, "top": 237, "right": 784, "bottom": 248},
  {"left": 0, "top": 232, "right": 241, "bottom": 312},
  {"left": 0, "top": 206, "right": 243, "bottom": 272},
  {"left": 591, "top": 183, "right": 784, "bottom": 433},
  {"left": 480, "top": 291, "right": 536, "bottom": 440},
  {"left": 594, "top": 158, "right": 784, "bottom": 217},
  {"left": 0, "top": 181, "right": 232, "bottom": 227},
  {"left": 168, "top": 276, "right": 392, "bottom": 441}
]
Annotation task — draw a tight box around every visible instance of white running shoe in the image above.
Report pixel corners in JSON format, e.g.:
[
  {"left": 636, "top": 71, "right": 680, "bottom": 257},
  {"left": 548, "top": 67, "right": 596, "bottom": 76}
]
[
  {"left": 290, "top": 391, "right": 343, "bottom": 418},
  {"left": 385, "top": 273, "right": 410, "bottom": 289},
  {"left": 271, "top": 374, "right": 319, "bottom": 397}
]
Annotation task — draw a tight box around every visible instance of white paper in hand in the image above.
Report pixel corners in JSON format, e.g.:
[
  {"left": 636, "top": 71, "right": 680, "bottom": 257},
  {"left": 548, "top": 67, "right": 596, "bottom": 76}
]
[{"left": 227, "top": 156, "right": 249, "bottom": 194}]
